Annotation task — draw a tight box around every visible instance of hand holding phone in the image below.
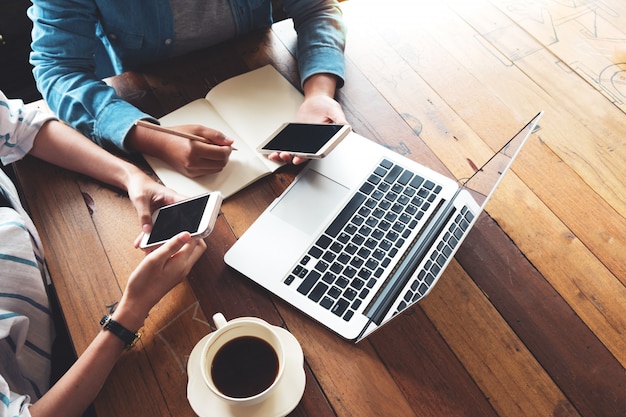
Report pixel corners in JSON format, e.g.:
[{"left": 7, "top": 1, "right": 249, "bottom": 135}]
[
  {"left": 139, "top": 192, "right": 223, "bottom": 249},
  {"left": 257, "top": 123, "right": 351, "bottom": 159}
]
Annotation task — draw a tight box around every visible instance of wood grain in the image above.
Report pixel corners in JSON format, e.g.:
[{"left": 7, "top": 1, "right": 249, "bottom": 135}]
[{"left": 13, "top": 1, "right": 625, "bottom": 416}]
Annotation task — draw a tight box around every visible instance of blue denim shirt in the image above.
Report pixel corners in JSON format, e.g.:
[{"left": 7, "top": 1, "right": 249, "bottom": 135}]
[{"left": 28, "top": 0, "right": 346, "bottom": 153}]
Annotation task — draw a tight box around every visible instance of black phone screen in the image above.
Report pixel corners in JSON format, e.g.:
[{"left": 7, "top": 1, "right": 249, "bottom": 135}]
[
  {"left": 261, "top": 123, "right": 344, "bottom": 153},
  {"left": 147, "top": 194, "right": 210, "bottom": 244}
]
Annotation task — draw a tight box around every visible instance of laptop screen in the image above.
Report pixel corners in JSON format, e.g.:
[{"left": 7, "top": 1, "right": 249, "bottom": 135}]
[{"left": 461, "top": 112, "right": 543, "bottom": 208}]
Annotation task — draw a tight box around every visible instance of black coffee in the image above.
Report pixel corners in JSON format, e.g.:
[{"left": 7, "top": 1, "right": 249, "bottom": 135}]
[{"left": 211, "top": 335, "right": 279, "bottom": 398}]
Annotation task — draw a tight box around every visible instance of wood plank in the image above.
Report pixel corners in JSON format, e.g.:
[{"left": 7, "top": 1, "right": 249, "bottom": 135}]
[
  {"left": 445, "top": 0, "right": 626, "bottom": 218},
  {"left": 421, "top": 257, "right": 580, "bottom": 417},
  {"left": 455, "top": 214, "right": 626, "bottom": 417},
  {"left": 437, "top": 0, "right": 626, "bottom": 363},
  {"left": 489, "top": 0, "right": 626, "bottom": 114},
  {"left": 401, "top": 0, "right": 626, "bottom": 283},
  {"left": 340, "top": 0, "right": 626, "bottom": 365},
  {"left": 369, "top": 306, "right": 500, "bottom": 417}
]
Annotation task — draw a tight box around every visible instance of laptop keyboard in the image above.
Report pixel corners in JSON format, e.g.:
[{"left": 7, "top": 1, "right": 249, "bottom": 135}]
[
  {"left": 394, "top": 205, "right": 474, "bottom": 314},
  {"left": 283, "top": 158, "right": 445, "bottom": 322}
]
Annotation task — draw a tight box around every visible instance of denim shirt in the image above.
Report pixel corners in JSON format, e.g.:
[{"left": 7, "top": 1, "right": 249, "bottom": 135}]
[{"left": 28, "top": 0, "right": 346, "bottom": 153}]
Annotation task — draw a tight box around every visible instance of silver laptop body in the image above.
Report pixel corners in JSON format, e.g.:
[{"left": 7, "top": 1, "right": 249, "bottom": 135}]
[{"left": 225, "top": 112, "right": 542, "bottom": 342}]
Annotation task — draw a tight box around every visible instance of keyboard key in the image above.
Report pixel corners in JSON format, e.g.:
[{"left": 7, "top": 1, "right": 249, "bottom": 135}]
[
  {"left": 331, "top": 299, "right": 349, "bottom": 316},
  {"left": 358, "top": 225, "right": 372, "bottom": 236},
  {"left": 320, "top": 297, "right": 334, "bottom": 309},
  {"left": 365, "top": 258, "right": 379, "bottom": 270},
  {"left": 314, "top": 260, "right": 329, "bottom": 272},
  {"left": 351, "top": 278, "right": 365, "bottom": 290},
  {"left": 358, "top": 268, "right": 372, "bottom": 280},
  {"left": 368, "top": 173, "right": 382, "bottom": 184},
  {"left": 322, "top": 251, "right": 336, "bottom": 263},
  {"left": 350, "top": 257, "right": 364, "bottom": 269},
  {"left": 337, "top": 253, "right": 350, "bottom": 265},
  {"left": 309, "top": 282, "right": 328, "bottom": 302},
  {"left": 343, "top": 310, "right": 354, "bottom": 321},
  {"left": 380, "top": 159, "right": 393, "bottom": 169},
  {"left": 316, "top": 235, "right": 332, "bottom": 249},
  {"left": 326, "top": 192, "right": 366, "bottom": 237},
  {"left": 384, "top": 165, "right": 403, "bottom": 183},
  {"left": 297, "top": 270, "right": 321, "bottom": 295},
  {"left": 398, "top": 170, "right": 414, "bottom": 185},
  {"left": 330, "top": 262, "right": 345, "bottom": 274},
  {"left": 343, "top": 288, "right": 358, "bottom": 300},
  {"left": 322, "top": 272, "right": 336, "bottom": 284},
  {"left": 328, "top": 286, "right": 342, "bottom": 299},
  {"left": 360, "top": 182, "right": 375, "bottom": 195},
  {"left": 409, "top": 175, "right": 424, "bottom": 189},
  {"left": 364, "top": 238, "right": 378, "bottom": 249},
  {"left": 309, "top": 246, "right": 323, "bottom": 259}
]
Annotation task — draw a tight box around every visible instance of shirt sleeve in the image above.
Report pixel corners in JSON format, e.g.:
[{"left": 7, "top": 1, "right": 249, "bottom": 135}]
[
  {"left": 28, "top": 0, "right": 154, "bottom": 153},
  {"left": 0, "top": 91, "right": 57, "bottom": 165},
  {"left": 0, "top": 376, "right": 33, "bottom": 417},
  {"left": 282, "top": 0, "right": 347, "bottom": 88}
]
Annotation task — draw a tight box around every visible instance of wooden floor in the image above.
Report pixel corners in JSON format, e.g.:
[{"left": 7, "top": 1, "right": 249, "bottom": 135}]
[
  {"left": 15, "top": 0, "right": 624, "bottom": 416},
  {"left": 332, "top": 0, "right": 625, "bottom": 416}
]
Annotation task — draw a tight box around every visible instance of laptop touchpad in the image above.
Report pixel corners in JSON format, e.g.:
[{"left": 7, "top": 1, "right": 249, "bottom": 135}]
[{"left": 270, "top": 169, "right": 349, "bottom": 236}]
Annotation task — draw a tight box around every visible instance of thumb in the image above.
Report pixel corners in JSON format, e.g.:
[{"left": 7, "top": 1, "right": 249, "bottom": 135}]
[
  {"left": 152, "top": 231, "right": 192, "bottom": 258},
  {"left": 135, "top": 201, "right": 153, "bottom": 234}
]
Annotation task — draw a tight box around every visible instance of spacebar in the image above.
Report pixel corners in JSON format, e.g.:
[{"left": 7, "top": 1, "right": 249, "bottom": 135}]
[{"left": 325, "top": 192, "right": 366, "bottom": 237}]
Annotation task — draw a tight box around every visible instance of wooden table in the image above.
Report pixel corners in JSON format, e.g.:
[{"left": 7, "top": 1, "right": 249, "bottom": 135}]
[{"left": 14, "top": 1, "right": 625, "bottom": 416}]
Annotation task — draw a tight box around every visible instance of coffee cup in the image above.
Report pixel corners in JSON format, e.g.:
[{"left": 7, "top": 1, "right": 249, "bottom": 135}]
[{"left": 200, "top": 313, "right": 285, "bottom": 407}]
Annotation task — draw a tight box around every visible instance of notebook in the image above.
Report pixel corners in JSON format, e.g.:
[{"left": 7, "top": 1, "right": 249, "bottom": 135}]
[{"left": 224, "top": 112, "right": 543, "bottom": 342}]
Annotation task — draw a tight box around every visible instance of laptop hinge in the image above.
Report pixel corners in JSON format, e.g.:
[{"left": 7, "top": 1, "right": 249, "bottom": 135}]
[{"left": 362, "top": 194, "right": 459, "bottom": 329}]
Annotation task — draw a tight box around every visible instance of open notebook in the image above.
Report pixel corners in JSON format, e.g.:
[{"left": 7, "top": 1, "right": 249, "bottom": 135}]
[
  {"left": 225, "top": 112, "right": 543, "bottom": 342},
  {"left": 143, "top": 65, "right": 303, "bottom": 198}
]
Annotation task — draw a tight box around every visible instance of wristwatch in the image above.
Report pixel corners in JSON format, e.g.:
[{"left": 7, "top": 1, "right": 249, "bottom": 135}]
[{"left": 100, "top": 315, "right": 141, "bottom": 348}]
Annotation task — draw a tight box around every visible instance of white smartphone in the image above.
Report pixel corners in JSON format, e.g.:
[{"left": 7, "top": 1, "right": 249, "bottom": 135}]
[
  {"left": 139, "top": 192, "right": 223, "bottom": 249},
  {"left": 257, "top": 123, "right": 351, "bottom": 159}
]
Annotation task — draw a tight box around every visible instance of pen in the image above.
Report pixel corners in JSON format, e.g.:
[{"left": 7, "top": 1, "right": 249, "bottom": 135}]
[{"left": 135, "top": 120, "right": 237, "bottom": 150}]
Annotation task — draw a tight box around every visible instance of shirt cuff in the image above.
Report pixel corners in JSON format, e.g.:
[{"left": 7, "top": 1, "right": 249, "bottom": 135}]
[
  {"left": 94, "top": 100, "right": 157, "bottom": 153},
  {"left": 298, "top": 47, "right": 346, "bottom": 90}
]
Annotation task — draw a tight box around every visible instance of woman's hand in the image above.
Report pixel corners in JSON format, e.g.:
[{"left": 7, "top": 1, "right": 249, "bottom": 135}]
[
  {"left": 114, "top": 232, "right": 207, "bottom": 330},
  {"left": 124, "top": 168, "right": 186, "bottom": 236},
  {"left": 128, "top": 123, "right": 235, "bottom": 177},
  {"left": 267, "top": 74, "right": 347, "bottom": 165}
]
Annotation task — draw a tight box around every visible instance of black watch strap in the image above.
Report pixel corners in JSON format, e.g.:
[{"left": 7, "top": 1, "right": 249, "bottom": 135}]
[{"left": 100, "top": 315, "right": 141, "bottom": 348}]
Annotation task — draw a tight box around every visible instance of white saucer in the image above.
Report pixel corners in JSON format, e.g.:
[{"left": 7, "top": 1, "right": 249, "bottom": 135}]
[{"left": 187, "top": 326, "right": 306, "bottom": 417}]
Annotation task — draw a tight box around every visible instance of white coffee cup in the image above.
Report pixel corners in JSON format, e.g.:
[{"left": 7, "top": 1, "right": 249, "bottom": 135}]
[{"left": 200, "top": 313, "right": 285, "bottom": 406}]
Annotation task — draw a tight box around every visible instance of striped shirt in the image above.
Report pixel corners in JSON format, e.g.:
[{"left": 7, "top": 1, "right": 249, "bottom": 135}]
[{"left": 1, "top": 91, "right": 56, "bottom": 417}]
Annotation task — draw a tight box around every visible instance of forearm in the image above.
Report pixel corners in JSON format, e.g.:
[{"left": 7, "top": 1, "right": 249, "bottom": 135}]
[
  {"left": 29, "top": 120, "right": 141, "bottom": 192},
  {"left": 28, "top": 330, "right": 127, "bottom": 417},
  {"left": 303, "top": 73, "right": 339, "bottom": 98}
]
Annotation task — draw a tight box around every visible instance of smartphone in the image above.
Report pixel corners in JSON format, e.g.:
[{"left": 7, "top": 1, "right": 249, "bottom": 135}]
[
  {"left": 139, "top": 192, "right": 223, "bottom": 249},
  {"left": 257, "top": 123, "right": 351, "bottom": 159}
]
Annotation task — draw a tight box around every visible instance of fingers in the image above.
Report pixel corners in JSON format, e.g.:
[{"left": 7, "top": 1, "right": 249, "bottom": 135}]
[
  {"left": 267, "top": 151, "right": 308, "bottom": 165},
  {"left": 179, "top": 140, "right": 233, "bottom": 177},
  {"left": 154, "top": 231, "right": 206, "bottom": 262},
  {"left": 151, "top": 231, "right": 192, "bottom": 258},
  {"left": 180, "top": 125, "right": 234, "bottom": 146}
]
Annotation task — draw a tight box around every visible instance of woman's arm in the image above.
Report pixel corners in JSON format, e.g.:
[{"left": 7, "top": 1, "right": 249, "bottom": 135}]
[
  {"left": 28, "top": 232, "right": 206, "bottom": 417},
  {"left": 29, "top": 120, "right": 182, "bottom": 232}
]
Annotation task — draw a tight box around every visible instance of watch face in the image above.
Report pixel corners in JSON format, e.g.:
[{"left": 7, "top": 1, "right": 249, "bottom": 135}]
[{"left": 100, "top": 315, "right": 111, "bottom": 326}]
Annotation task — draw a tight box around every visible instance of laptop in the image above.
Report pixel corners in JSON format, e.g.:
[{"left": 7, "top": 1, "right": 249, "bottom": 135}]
[{"left": 225, "top": 112, "right": 543, "bottom": 342}]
